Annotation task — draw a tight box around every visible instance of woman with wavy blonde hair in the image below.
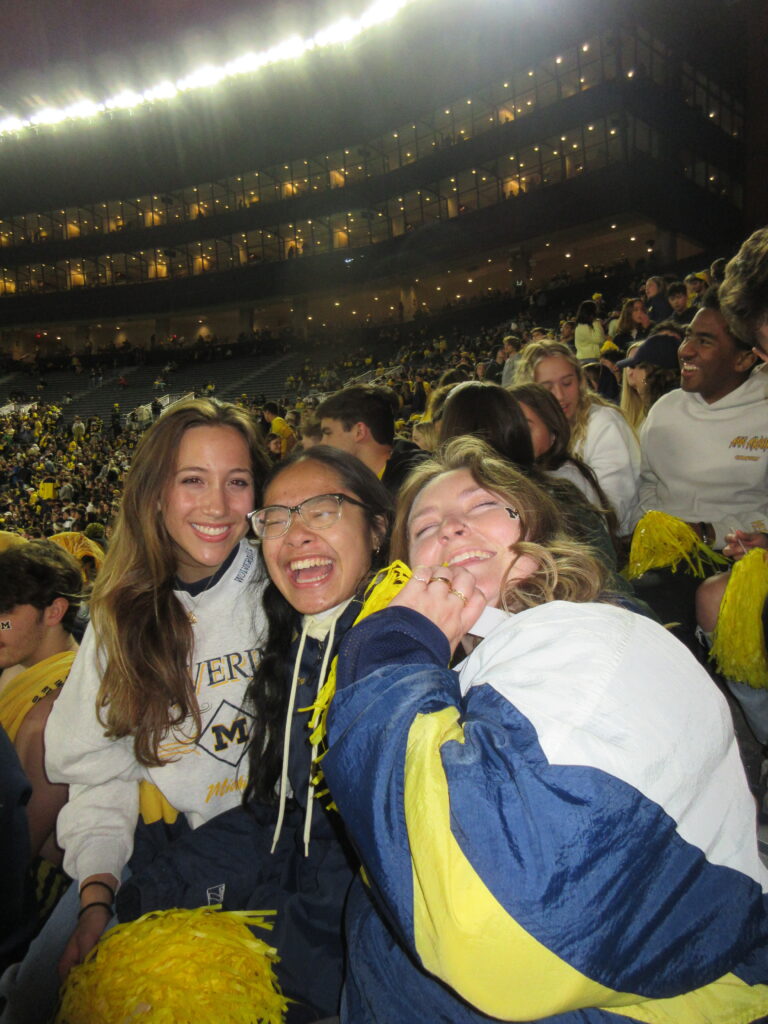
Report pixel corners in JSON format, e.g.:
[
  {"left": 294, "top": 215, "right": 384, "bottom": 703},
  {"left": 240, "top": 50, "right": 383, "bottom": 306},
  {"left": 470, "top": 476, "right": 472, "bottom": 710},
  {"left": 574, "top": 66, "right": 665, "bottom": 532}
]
[
  {"left": 17, "top": 398, "right": 273, "bottom": 1020},
  {"left": 514, "top": 340, "right": 640, "bottom": 536},
  {"left": 320, "top": 435, "right": 768, "bottom": 1024},
  {"left": 390, "top": 437, "right": 609, "bottom": 612}
]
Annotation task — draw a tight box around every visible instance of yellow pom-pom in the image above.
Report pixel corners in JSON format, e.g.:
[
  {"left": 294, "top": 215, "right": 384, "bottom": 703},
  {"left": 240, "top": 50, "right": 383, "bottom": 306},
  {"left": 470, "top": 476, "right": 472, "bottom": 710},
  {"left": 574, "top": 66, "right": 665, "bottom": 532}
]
[
  {"left": 625, "top": 510, "right": 727, "bottom": 580},
  {"left": 55, "top": 907, "right": 287, "bottom": 1023},
  {"left": 710, "top": 550, "right": 768, "bottom": 689}
]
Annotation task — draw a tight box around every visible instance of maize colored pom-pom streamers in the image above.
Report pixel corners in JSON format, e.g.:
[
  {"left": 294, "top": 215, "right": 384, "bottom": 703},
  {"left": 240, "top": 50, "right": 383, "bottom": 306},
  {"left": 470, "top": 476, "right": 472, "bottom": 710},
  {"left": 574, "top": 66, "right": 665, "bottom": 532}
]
[
  {"left": 711, "top": 548, "right": 768, "bottom": 689},
  {"left": 625, "top": 510, "right": 727, "bottom": 580},
  {"left": 55, "top": 906, "right": 287, "bottom": 1023}
]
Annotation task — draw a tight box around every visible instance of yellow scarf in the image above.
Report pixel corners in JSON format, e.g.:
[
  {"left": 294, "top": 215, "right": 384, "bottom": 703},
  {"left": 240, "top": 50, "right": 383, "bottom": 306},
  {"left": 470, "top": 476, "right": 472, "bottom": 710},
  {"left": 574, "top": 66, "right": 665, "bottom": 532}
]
[{"left": 306, "top": 561, "right": 414, "bottom": 803}]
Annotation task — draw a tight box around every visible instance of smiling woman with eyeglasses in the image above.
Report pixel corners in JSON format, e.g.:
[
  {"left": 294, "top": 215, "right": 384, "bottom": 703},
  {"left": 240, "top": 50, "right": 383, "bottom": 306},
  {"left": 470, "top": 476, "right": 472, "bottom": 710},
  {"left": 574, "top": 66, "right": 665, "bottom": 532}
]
[{"left": 244, "top": 446, "right": 392, "bottom": 1015}]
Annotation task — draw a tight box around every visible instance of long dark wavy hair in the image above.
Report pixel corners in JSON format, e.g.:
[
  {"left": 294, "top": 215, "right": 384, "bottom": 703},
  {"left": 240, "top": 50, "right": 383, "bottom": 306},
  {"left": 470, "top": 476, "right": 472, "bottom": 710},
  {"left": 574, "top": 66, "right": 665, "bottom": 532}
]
[{"left": 244, "top": 445, "right": 392, "bottom": 803}]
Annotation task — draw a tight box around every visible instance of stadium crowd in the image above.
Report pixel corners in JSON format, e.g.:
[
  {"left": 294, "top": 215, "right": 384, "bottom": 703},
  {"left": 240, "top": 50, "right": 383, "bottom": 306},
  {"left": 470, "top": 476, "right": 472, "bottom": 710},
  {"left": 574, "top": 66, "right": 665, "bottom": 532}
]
[{"left": 1, "top": 227, "right": 768, "bottom": 1023}]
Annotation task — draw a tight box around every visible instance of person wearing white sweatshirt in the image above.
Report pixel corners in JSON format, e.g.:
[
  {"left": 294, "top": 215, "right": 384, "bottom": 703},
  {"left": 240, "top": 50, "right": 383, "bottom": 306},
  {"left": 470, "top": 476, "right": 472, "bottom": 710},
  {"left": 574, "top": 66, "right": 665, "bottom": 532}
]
[
  {"left": 638, "top": 299, "right": 767, "bottom": 547},
  {"left": 634, "top": 291, "right": 765, "bottom": 650},
  {"left": 0, "top": 399, "right": 270, "bottom": 1024}
]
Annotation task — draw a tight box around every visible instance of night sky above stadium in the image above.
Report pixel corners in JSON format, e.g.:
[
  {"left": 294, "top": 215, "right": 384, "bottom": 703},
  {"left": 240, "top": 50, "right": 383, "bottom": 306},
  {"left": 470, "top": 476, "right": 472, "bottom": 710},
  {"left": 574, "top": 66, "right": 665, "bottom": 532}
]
[{"left": 0, "top": 0, "right": 373, "bottom": 115}]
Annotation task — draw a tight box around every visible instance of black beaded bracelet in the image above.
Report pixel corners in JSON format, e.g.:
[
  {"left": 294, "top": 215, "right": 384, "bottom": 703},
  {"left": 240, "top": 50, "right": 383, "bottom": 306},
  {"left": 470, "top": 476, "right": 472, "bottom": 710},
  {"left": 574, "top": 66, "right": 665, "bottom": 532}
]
[
  {"left": 79, "top": 880, "right": 115, "bottom": 900},
  {"left": 78, "top": 900, "right": 113, "bottom": 919}
]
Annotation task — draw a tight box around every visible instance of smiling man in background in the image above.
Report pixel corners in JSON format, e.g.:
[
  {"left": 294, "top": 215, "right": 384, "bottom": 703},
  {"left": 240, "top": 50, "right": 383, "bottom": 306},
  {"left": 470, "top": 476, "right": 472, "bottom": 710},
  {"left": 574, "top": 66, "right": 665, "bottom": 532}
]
[{"left": 633, "top": 288, "right": 767, "bottom": 649}]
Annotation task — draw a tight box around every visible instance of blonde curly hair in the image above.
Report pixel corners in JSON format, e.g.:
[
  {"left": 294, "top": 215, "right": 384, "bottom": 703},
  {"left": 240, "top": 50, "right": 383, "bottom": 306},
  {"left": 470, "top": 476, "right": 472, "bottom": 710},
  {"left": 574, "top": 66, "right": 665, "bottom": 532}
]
[{"left": 391, "top": 437, "right": 609, "bottom": 611}]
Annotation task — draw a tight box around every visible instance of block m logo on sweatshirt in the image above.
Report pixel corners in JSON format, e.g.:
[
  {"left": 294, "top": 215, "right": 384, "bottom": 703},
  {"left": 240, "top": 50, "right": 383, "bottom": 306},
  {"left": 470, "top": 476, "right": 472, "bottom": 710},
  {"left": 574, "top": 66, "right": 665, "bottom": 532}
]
[{"left": 197, "top": 699, "right": 254, "bottom": 767}]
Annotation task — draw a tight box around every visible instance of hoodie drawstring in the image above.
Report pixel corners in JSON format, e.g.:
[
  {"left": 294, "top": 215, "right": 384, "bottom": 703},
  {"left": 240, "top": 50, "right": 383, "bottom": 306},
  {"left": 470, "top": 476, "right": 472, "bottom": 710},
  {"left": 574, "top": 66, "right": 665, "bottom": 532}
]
[
  {"left": 270, "top": 599, "right": 352, "bottom": 857},
  {"left": 270, "top": 621, "right": 310, "bottom": 854}
]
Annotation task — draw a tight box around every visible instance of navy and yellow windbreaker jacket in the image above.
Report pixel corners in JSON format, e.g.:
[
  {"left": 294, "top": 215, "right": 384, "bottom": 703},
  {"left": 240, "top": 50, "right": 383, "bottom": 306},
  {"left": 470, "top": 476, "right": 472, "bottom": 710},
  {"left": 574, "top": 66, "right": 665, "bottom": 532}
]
[{"left": 324, "top": 601, "right": 768, "bottom": 1024}]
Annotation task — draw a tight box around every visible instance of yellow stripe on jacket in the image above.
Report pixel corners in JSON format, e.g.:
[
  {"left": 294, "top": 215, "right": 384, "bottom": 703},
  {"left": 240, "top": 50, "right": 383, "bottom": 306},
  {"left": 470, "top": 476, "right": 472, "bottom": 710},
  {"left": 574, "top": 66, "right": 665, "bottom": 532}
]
[{"left": 404, "top": 707, "right": 768, "bottom": 1023}]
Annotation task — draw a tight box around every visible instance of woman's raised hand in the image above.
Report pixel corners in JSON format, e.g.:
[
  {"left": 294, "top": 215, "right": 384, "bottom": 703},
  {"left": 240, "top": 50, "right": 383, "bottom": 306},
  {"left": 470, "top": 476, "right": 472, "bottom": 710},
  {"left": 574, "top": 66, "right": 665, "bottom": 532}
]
[{"left": 390, "top": 564, "right": 487, "bottom": 655}]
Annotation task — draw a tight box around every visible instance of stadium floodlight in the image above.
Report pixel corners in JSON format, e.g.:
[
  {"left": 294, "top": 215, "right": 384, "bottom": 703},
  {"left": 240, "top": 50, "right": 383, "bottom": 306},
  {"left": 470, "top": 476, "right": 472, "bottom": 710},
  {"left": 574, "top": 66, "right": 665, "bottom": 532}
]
[
  {"left": 143, "top": 81, "right": 179, "bottom": 103},
  {"left": 30, "top": 107, "right": 69, "bottom": 127},
  {"left": 177, "top": 64, "right": 229, "bottom": 92},
  {"left": 62, "top": 100, "right": 106, "bottom": 119},
  {"left": 312, "top": 17, "right": 359, "bottom": 48},
  {"left": 104, "top": 90, "right": 145, "bottom": 111},
  {"left": 0, "top": 117, "right": 25, "bottom": 133},
  {"left": 0, "top": 0, "right": 415, "bottom": 137}
]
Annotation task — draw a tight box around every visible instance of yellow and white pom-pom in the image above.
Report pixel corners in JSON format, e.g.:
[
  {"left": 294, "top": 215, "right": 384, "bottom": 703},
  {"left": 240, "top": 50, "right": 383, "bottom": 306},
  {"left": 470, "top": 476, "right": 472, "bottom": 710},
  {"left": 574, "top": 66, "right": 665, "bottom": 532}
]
[
  {"left": 625, "top": 510, "right": 727, "bottom": 580},
  {"left": 55, "top": 906, "right": 287, "bottom": 1024},
  {"left": 710, "top": 549, "right": 768, "bottom": 690}
]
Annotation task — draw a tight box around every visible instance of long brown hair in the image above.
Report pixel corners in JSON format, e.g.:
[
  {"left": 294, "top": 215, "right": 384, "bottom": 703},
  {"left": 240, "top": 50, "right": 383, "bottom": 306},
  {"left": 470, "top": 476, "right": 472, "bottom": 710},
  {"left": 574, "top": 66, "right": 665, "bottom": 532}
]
[
  {"left": 390, "top": 438, "right": 609, "bottom": 612},
  {"left": 615, "top": 297, "right": 644, "bottom": 336},
  {"left": 92, "top": 398, "right": 270, "bottom": 767}
]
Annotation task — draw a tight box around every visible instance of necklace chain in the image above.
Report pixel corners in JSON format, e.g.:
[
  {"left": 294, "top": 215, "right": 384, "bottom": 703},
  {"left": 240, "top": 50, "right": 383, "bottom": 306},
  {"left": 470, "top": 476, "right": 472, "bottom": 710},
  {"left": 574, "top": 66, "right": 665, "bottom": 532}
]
[{"left": 177, "top": 571, "right": 218, "bottom": 624}]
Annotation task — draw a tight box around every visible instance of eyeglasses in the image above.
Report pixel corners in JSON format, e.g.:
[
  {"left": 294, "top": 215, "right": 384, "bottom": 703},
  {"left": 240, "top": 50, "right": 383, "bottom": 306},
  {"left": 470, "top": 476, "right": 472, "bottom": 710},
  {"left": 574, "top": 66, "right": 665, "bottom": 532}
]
[{"left": 247, "top": 492, "right": 369, "bottom": 540}]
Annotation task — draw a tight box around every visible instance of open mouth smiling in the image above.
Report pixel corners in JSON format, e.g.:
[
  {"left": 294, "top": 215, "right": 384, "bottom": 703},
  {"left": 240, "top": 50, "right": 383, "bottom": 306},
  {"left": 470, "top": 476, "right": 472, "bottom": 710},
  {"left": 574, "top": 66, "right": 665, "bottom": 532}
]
[
  {"left": 288, "top": 556, "right": 334, "bottom": 584},
  {"left": 446, "top": 549, "right": 494, "bottom": 567},
  {"left": 191, "top": 523, "right": 231, "bottom": 538}
]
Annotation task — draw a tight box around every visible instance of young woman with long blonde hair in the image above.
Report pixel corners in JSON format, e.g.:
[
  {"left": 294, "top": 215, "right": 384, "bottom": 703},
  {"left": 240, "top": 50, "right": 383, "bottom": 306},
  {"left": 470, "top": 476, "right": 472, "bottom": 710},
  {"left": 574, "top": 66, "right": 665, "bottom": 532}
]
[{"left": 514, "top": 340, "right": 640, "bottom": 536}]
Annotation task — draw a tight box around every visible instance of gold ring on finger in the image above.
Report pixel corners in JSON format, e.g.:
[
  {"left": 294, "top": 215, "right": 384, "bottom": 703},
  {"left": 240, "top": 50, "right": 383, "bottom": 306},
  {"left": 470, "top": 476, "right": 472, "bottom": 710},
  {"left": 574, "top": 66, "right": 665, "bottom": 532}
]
[
  {"left": 428, "top": 575, "right": 451, "bottom": 586},
  {"left": 449, "top": 587, "right": 468, "bottom": 605}
]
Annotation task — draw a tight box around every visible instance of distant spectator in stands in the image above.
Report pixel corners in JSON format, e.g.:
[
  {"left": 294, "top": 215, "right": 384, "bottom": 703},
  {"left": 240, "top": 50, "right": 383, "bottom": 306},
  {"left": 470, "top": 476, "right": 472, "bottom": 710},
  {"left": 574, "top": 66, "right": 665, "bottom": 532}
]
[
  {"left": 511, "top": 382, "right": 617, "bottom": 529},
  {"left": 263, "top": 402, "right": 296, "bottom": 457},
  {"left": 529, "top": 326, "right": 550, "bottom": 341},
  {"left": 501, "top": 335, "right": 523, "bottom": 387},
  {"left": 612, "top": 297, "right": 653, "bottom": 353},
  {"left": 684, "top": 271, "right": 709, "bottom": 309},
  {"left": 514, "top": 341, "right": 640, "bottom": 536},
  {"left": 667, "top": 281, "right": 695, "bottom": 326},
  {"left": 616, "top": 333, "right": 681, "bottom": 431},
  {"left": 71, "top": 417, "right": 85, "bottom": 445},
  {"left": 644, "top": 276, "right": 672, "bottom": 322},
  {"left": 558, "top": 319, "right": 576, "bottom": 349},
  {"left": 265, "top": 433, "right": 282, "bottom": 462},
  {"left": 437, "top": 366, "right": 471, "bottom": 388},
  {"left": 57, "top": 478, "right": 73, "bottom": 504},
  {"left": 316, "top": 384, "right": 427, "bottom": 495},
  {"left": 484, "top": 346, "right": 507, "bottom": 384},
  {"left": 298, "top": 415, "right": 323, "bottom": 450},
  {"left": 574, "top": 300, "right": 605, "bottom": 361},
  {"left": 410, "top": 374, "right": 430, "bottom": 415}
]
